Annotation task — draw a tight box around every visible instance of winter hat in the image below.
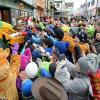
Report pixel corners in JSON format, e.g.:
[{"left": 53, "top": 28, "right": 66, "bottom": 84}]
[
  {"left": 25, "top": 62, "right": 39, "bottom": 78},
  {"left": 61, "top": 25, "right": 69, "bottom": 33},
  {"left": 32, "top": 50, "right": 42, "bottom": 60},
  {"left": 20, "top": 55, "right": 30, "bottom": 71},
  {"left": 22, "top": 79, "right": 33, "bottom": 96},
  {"left": 78, "top": 53, "right": 99, "bottom": 74},
  {"left": 20, "top": 48, "right": 32, "bottom": 71},
  {"left": 87, "top": 25, "right": 95, "bottom": 38},
  {"left": 40, "top": 68, "right": 51, "bottom": 77}
]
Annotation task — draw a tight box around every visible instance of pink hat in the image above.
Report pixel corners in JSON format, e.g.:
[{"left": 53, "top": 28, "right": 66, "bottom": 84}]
[
  {"left": 24, "top": 48, "right": 32, "bottom": 60},
  {"left": 20, "top": 48, "right": 32, "bottom": 71}
]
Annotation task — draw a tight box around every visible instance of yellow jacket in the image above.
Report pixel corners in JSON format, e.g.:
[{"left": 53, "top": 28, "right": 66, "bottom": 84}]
[
  {"left": 0, "top": 21, "right": 24, "bottom": 44},
  {"left": 63, "top": 34, "right": 90, "bottom": 54},
  {"left": 0, "top": 48, "right": 20, "bottom": 100}
]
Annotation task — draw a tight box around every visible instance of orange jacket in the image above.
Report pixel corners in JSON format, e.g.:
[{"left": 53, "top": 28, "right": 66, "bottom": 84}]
[
  {"left": 0, "top": 50, "right": 20, "bottom": 100},
  {"left": 63, "top": 34, "right": 90, "bottom": 54}
]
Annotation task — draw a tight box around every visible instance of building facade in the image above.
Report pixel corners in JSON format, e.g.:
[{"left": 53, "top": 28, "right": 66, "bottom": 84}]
[
  {"left": 0, "top": 0, "right": 34, "bottom": 25},
  {"left": 35, "top": 0, "right": 45, "bottom": 17},
  {"left": 45, "top": 0, "right": 56, "bottom": 17},
  {"left": 65, "top": 2, "right": 74, "bottom": 16},
  {"left": 54, "top": 0, "right": 66, "bottom": 17},
  {"left": 80, "top": 0, "right": 100, "bottom": 17}
]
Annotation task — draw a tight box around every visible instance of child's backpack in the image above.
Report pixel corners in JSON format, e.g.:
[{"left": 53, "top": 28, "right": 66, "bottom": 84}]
[{"left": 89, "top": 69, "right": 100, "bottom": 100}]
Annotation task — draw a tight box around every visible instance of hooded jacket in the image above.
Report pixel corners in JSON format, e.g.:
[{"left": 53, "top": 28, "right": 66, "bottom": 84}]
[{"left": 55, "top": 59, "right": 92, "bottom": 100}]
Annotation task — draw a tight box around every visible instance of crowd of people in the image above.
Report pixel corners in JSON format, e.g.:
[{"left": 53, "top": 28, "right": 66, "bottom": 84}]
[{"left": 0, "top": 15, "right": 100, "bottom": 100}]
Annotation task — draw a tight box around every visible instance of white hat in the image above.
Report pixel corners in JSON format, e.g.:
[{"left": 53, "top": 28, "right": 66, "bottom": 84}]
[{"left": 25, "top": 62, "right": 39, "bottom": 78}]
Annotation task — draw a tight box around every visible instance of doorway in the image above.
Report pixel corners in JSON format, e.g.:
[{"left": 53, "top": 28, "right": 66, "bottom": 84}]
[{"left": 0, "top": 6, "right": 11, "bottom": 23}]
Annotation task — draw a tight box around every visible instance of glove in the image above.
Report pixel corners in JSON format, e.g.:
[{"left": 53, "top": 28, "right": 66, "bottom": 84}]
[{"left": 12, "top": 43, "right": 19, "bottom": 54}]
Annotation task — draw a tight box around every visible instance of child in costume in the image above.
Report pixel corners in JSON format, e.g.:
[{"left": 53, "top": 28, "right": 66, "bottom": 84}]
[{"left": 0, "top": 43, "right": 20, "bottom": 100}]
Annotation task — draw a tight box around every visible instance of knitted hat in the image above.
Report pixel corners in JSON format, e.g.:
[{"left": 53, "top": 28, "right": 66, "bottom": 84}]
[
  {"left": 25, "top": 62, "right": 39, "bottom": 78},
  {"left": 20, "top": 48, "right": 32, "bottom": 71},
  {"left": 22, "top": 79, "right": 33, "bottom": 96},
  {"left": 87, "top": 25, "right": 95, "bottom": 38},
  {"left": 78, "top": 53, "right": 99, "bottom": 74}
]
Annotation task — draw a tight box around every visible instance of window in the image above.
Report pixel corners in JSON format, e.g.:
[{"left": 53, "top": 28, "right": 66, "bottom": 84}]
[
  {"left": 91, "top": 0, "right": 95, "bottom": 6},
  {"left": 54, "top": 11, "right": 61, "bottom": 15},
  {"left": 57, "top": 3, "right": 60, "bottom": 8}
]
